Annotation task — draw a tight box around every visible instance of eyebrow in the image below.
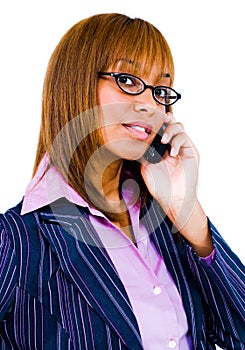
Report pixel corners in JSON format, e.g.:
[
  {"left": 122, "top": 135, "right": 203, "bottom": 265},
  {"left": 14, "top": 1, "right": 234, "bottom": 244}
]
[{"left": 115, "top": 59, "right": 171, "bottom": 80}]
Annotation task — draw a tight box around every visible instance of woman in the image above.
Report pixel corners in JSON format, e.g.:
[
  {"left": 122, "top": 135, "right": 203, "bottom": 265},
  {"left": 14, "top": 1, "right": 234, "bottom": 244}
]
[{"left": 0, "top": 13, "right": 244, "bottom": 349}]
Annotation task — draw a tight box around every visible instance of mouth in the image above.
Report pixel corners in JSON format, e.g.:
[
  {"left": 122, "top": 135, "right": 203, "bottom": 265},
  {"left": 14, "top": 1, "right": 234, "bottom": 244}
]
[{"left": 122, "top": 122, "right": 152, "bottom": 141}]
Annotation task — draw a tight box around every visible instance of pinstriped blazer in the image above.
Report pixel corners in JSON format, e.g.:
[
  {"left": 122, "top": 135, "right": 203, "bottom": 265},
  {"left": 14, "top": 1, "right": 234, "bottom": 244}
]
[{"left": 0, "top": 198, "right": 244, "bottom": 349}]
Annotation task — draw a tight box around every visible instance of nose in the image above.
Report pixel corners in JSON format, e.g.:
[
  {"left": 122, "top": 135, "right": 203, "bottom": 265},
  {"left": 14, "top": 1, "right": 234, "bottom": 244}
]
[{"left": 133, "top": 88, "right": 157, "bottom": 113}]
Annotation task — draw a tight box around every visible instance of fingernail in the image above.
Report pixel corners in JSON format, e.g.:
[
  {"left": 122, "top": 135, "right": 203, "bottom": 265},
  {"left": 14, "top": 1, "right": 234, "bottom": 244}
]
[
  {"left": 170, "top": 147, "right": 177, "bottom": 157},
  {"left": 161, "top": 134, "right": 168, "bottom": 143}
]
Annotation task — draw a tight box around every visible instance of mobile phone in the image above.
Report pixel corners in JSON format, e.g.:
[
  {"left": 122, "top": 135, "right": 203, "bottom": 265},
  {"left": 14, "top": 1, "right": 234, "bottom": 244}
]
[{"left": 143, "top": 123, "right": 171, "bottom": 163}]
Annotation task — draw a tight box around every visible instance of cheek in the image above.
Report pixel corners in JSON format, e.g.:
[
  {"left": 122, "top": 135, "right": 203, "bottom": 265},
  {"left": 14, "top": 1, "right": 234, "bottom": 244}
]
[
  {"left": 104, "top": 105, "right": 129, "bottom": 132},
  {"left": 97, "top": 82, "right": 115, "bottom": 105},
  {"left": 98, "top": 89, "right": 114, "bottom": 106},
  {"left": 97, "top": 82, "right": 130, "bottom": 107}
]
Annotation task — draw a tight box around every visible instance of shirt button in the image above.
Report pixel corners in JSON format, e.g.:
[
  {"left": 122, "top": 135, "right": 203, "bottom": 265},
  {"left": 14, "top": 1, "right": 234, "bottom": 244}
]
[
  {"left": 168, "top": 339, "right": 177, "bottom": 348},
  {"left": 153, "top": 286, "right": 162, "bottom": 295}
]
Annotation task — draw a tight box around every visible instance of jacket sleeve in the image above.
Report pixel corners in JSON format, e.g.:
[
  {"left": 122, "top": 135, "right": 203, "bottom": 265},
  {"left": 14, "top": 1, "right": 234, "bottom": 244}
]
[
  {"left": 186, "top": 218, "right": 245, "bottom": 349},
  {"left": 0, "top": 215, "right": 17, "bottom": 322}
]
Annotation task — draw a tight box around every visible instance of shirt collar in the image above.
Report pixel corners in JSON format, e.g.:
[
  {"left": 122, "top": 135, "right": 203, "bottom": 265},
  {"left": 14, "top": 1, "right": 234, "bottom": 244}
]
[
  {"left": 21, "top": 153, "right": 140, "bottom": 216},
  {"left": 21, "top": 153, "right": 91, "bottom": 215}
]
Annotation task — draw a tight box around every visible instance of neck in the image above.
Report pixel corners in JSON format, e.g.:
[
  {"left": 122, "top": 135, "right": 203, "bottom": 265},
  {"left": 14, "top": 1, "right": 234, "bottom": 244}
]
[
  {"left": 85, "top": 154, "right": 136, "bottom": 241},
  {"left": 102, "top": 159, "right": 123, "bottom": 202},
  {"left": 84, "top": 152, "right": 123, "bottom": 208}
]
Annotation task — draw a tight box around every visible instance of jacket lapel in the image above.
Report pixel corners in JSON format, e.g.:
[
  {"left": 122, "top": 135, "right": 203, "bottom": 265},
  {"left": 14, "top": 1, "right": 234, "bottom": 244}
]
[
  {"left": 35, "top": 197, "right": 204, "bottom": 349},
  {"left": 36, "top": 200, "right": 143, "bottom": 350}
]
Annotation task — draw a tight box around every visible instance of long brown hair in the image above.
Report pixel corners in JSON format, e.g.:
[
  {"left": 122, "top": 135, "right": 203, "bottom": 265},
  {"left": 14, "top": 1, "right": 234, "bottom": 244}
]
[{"left": 33, "top": 13, "right": 175, "bottom": 209}]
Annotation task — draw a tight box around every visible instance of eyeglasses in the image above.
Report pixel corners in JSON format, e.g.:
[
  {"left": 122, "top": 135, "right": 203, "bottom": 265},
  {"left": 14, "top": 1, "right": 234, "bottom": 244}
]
[{"left": 98, "top": 72, "right": 181, "bottom": 106}]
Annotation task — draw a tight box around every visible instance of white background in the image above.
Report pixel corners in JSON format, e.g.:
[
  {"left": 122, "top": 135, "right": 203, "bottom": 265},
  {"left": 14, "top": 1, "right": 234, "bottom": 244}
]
[{"left": 0, "top": 0, "right": 244, "bottom": 273}]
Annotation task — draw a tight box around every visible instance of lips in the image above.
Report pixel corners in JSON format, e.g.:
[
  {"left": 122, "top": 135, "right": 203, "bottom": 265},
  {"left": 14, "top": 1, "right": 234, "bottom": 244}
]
[{"left": 123, "top": 122, "right": 152, "bottom": 140}]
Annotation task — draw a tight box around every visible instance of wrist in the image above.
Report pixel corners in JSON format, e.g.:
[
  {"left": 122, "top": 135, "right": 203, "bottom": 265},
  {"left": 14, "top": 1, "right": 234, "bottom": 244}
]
[
  {"left": 159, "top": 197, "right": 214, "bottom": 257},
  {"left": 158, "top": 194, "right": 198, "bottom": 230}
]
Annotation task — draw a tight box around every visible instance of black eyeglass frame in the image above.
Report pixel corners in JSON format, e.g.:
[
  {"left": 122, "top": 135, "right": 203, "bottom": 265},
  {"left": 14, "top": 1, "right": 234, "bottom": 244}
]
[{"left": 98, "top": 72, "right": 181, "bottom": 106}]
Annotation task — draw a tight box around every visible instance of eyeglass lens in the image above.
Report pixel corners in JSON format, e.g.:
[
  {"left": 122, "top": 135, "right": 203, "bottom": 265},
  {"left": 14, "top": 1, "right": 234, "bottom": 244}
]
[{"left": 116, "top": 74, "right": 178, "bottom": 106}]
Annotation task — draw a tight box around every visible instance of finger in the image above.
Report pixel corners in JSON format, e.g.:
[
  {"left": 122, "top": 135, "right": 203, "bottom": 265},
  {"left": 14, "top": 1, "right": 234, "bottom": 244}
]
[
  {"left": 161, "top": 122, "right": 185, "bottom": 144},
  {"left": 159, "top": 112, "right": 174, "bottom": 127},
  {"left": 169, "top": 132, "right": 187, "bottom": 157},
  {"left": 157, "top": 111, "right": 175, "bottom": 128},
  {"left": 170, "top": 132, "right": 198, "bottom": 158},
  {"left": 166, "top": 111, "right": 176, "bottom": 124}
]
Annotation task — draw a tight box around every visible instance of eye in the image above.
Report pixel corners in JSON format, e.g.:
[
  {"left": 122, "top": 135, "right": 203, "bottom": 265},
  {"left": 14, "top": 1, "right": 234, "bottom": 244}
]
[
  {"left": 118, "top": 75, "right": 137, "bottom": 87},
  {"left": 117, "top": 74, "right": 143, "bottom": 93},
  {"left": 154, "top": 87, "right": 178, "bottom": 105},
  {"left": 155, "top": 87, "right": 169, "bottom": 100}
]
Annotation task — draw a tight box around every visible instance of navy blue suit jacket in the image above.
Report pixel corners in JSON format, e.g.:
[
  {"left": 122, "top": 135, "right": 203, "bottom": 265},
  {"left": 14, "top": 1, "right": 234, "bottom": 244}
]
[{"left": 0, "top": 198, "right": 244, "bottom": 349}]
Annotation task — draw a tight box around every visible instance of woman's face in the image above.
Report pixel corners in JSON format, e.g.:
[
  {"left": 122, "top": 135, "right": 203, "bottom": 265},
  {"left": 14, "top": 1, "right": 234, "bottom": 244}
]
[{"left": 97, "top": 65, "right": 170, "bottom": 161}]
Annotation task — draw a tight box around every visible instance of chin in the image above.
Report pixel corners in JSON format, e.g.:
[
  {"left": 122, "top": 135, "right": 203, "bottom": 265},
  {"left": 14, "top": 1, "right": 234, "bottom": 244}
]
[
  {"left": 103, "top": 140, "right": 148, "bottom": 162},
  {"left": 122, "top": 151, "right": 146, "bottom": 162}
]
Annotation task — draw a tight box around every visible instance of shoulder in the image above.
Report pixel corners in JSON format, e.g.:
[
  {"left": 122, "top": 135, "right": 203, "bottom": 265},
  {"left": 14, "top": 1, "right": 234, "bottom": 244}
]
[
  {"left": 0, "top": 197, "right": 86, "bottom": 253},
  {"left": 0, "top": 201, "right": 41, "bottom": 271},
  {"left": 0, "top": 204, "right": 24, "bottom": 319},
  {"left": 0, "top": 200, "right": 57, "bottom": 270},
  {"left": 0, "top": 200, "right": 63, "bottom": 295},
  {"left": 0, "top": 201, "right": 23, "bottom": 243},
  {"left": 0, "top": 200, "right": 39, "bottom": 240}
]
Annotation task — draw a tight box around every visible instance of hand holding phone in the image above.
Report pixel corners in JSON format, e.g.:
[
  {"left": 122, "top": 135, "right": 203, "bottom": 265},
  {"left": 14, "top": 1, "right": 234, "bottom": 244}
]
[{"left": 143, "top": 123, "right": 171, "bottom": 164}]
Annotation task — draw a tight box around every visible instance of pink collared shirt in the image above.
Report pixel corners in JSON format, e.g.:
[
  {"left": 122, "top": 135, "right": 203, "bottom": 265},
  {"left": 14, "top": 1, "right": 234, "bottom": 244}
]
[{"left": 22, "top": 153, "right": 206, "bottom": 349}]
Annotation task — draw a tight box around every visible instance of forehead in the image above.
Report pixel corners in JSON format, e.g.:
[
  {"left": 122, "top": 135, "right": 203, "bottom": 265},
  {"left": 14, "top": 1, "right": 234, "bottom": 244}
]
[{"left": 110, "top": 59, "right": 171, "bottom": 85}]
